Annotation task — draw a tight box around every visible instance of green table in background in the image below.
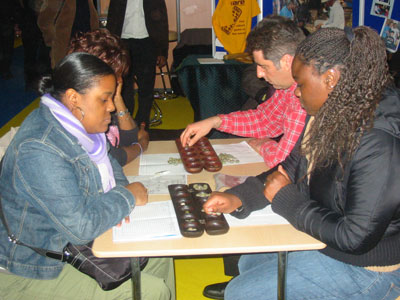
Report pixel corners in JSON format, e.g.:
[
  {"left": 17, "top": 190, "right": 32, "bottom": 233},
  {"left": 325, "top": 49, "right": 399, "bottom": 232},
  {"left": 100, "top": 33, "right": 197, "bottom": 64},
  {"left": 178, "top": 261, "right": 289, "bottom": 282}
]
[{"left": 176, "top": 55, "right": 249, "bottom": 138}]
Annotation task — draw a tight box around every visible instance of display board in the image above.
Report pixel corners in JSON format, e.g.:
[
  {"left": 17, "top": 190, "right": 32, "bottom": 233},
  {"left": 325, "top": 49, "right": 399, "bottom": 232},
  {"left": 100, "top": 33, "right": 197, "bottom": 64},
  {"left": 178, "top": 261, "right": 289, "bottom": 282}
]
[{"left": 361, "top": 0, "right": 400, "bottom": 52}]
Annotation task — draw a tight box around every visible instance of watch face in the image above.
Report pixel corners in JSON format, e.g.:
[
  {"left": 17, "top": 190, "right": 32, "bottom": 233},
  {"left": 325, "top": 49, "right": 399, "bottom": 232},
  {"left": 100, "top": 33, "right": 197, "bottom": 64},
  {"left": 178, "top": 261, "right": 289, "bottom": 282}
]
[{"left": 118, "top": 110, "right": 128, "bottom": 117}]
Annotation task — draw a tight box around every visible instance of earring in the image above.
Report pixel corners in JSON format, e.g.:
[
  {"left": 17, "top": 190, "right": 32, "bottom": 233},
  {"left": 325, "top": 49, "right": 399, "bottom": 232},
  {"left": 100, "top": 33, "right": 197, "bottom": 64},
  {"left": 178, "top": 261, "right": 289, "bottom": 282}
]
[{"left": 75, "top": 107, "right": 85, "bottom": 121}]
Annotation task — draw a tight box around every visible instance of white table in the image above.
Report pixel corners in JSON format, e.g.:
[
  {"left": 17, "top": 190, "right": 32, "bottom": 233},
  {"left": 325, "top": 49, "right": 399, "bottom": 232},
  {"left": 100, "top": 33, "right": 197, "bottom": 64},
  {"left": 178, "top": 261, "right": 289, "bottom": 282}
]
[{"left": 93, "top": 139, "right": 325, "bottom": 299}]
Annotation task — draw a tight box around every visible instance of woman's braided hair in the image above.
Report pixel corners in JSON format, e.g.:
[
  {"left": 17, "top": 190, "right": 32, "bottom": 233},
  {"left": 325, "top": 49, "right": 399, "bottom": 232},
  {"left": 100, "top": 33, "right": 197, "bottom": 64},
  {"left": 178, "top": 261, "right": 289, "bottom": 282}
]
[{"left": 296, "top": 26, "right": 392, "bottom": 172}]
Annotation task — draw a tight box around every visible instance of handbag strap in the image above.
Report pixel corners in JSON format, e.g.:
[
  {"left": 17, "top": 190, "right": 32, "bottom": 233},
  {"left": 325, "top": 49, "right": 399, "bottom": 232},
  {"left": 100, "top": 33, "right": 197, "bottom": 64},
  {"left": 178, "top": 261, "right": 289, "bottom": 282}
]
[{"left": 0, "top": 198, "right": 71, "bottom": 262}]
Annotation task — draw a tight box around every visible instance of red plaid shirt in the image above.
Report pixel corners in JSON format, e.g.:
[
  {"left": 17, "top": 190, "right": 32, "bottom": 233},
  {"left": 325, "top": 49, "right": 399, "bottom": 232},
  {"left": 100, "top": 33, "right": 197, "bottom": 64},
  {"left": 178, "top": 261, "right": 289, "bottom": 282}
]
[{"left": 218, "top": 84, "right": 306, "bottom": 168}]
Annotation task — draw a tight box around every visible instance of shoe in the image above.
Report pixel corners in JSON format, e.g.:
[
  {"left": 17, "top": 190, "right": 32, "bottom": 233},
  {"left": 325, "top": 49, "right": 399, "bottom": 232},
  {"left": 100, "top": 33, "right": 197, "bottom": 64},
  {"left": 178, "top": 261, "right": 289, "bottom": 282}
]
[{"left": 202, "top": 281, "right": 229, "bottom": 299}]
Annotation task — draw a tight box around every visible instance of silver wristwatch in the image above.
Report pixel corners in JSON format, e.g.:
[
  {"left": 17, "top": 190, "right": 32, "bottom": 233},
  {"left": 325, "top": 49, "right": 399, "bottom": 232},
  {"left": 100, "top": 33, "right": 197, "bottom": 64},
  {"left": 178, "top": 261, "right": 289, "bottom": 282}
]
[{"left": 117, "top": 109, "right": 129, "bottom": 117}]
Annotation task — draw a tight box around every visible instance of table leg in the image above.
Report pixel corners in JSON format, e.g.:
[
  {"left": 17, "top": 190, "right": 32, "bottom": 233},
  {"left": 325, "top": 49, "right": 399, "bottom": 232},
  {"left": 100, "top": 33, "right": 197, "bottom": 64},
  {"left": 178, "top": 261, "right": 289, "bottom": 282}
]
[
  {"left": 130, "top": 258, "right": 141, "bottom": 300},
  {"left": 277, "top": 251, "right": 288, "bottom": 300}
]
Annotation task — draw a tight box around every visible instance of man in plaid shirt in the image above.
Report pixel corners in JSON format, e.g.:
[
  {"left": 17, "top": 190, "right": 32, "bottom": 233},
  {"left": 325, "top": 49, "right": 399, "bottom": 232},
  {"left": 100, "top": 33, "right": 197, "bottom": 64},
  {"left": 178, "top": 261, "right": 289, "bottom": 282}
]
[
  {"left": 181, "top": 16, "right": 307, "bottom": 300},
  {"left": 181, "top": 16, "right": 307, "bottom": 169}
]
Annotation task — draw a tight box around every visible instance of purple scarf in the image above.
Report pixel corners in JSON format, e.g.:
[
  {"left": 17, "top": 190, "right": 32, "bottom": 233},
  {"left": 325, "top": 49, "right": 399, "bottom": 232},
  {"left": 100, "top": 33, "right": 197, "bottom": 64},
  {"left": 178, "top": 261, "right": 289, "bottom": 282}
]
[{"left": 41, "top": 94, "right": 116, "bottom": 192}]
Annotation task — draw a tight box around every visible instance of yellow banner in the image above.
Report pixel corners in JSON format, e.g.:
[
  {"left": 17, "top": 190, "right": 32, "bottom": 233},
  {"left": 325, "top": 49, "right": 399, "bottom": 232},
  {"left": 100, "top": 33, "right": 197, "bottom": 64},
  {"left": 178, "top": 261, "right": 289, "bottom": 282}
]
[{"left": 212, "top": 0, "right": 261, "bottom": 54}]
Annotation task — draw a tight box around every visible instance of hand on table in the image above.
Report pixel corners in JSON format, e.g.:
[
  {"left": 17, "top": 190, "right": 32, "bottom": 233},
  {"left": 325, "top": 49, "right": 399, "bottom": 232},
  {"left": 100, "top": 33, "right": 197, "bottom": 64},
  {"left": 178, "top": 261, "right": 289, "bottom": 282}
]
[
  {"left": 203, "top": 191, "right": 243, "bottom": 215},
  {"left": 247, "top": 137, "right": 272, "bottom": 155},
  {"left": 180, "top": 116, "right": 222, "bottom": 146},
  {"left": 126, "top": 182, "right": 148, "bottom": 206},
  {"left": 263, "top": 165, "right": 291, "bottom": 203},
  {"left": 116, "top": 215, "right": 131, "bottom": 227},
  {"left": 138, "top": 122, "right": 149, "bottom": 152},
  {"left": 118, "top": 182, "right": 148, "bottom": 227}
]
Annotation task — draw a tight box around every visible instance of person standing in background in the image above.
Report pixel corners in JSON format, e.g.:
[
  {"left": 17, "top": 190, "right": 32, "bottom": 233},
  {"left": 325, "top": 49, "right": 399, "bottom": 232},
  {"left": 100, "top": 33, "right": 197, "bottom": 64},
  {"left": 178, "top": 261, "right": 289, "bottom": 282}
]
[
  {"left": 317, "top": 0, "right": 345, "bottom": 29},
  {"left": 0, "top": 0, "right": 17, "bottom": 80},
  {"left": 279, "top": 1, "right": 297, "bottom": 20},
  {"left": 37, "top": 0, "right": 99, "bottom": 68},
  {"left": 16, "top": 0, "right": 51, "bottom": 90},
  {"left": 106, "top": 0, "right": 169, "bottom": 129}
]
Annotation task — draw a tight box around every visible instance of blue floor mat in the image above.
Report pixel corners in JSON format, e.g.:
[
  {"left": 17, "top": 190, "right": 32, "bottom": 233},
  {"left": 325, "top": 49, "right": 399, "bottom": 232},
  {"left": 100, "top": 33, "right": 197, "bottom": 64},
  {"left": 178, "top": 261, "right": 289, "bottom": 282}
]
[{"left": 0, "top": 46, "right": 38, "bottom": 128}]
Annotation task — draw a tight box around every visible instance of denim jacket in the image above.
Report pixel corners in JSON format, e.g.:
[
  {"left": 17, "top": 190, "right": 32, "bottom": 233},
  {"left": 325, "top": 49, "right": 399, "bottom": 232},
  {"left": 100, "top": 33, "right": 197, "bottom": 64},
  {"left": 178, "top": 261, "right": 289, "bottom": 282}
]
[{"left": 0, "top": 103, "right": 135, "bottom": 279}]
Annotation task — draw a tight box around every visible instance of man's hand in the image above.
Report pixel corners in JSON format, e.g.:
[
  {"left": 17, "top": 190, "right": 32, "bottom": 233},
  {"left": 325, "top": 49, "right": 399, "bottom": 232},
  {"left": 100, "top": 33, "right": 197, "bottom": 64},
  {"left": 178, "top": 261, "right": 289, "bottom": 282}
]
[
  {"left": 157, "top": 56, "right": 167, "bottom": 68},
  {"left": 247, "top": 137, "right": 273, "bottom": 154},
  {"left": 180, "top": 116, "right": 222, "bottom": 146},
  {"left": 203, "top": 191, "right": 243, "bottom": 214},
  {"left": 263, "top": 165, "right": 291, "bottom": 202}
]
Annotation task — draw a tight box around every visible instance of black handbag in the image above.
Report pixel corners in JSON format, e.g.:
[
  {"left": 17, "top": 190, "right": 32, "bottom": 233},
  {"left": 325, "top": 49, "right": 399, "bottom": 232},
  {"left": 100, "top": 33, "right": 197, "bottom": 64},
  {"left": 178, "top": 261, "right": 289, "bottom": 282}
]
[{"left": 0, "top": 199, "right": 148, "bottom": 291}]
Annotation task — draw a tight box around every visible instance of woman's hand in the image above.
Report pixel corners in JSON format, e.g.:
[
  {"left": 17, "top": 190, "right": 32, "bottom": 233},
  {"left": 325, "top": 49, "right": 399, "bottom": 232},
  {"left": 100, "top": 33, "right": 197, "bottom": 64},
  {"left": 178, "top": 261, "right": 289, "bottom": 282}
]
[
  {"left": 113, "top": 79, "right": 125, "bottom": 111},
  {"left": 138, "top": 122, "right": 149, "bottom": 152},
  {"left": 264, "top": 165, "right": 291, "bottom": 203},
  {"left": 118, "top": 182, "right": 148, "bottom": 227},
  {"left": 125, "top": 182, "right": 148, "bottom": 206},
  {"left": 203, "top": 191, "right": 243, "bottom": 214},
  {"left": 113, "top": 77, "right": 136, "bottom": 130}
]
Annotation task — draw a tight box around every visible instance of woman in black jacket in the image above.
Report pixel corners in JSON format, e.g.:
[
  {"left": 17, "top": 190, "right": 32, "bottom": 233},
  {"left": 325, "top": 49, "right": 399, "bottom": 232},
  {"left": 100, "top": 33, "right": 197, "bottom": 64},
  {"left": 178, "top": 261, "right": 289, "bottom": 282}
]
[{"left": 203, "top": 27, "right": 400, "bottom": 300}]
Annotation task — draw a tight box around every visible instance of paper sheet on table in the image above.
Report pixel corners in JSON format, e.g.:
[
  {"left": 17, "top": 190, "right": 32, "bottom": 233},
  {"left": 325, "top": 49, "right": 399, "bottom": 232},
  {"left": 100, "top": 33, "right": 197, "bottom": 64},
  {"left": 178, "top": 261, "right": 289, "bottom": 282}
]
[
  {"left": 127, "top": 175, "right": 187, "bottom": 195},
  {"left": 139, "top": 153, "right": 186, "bottom": 175},
  {"left": 213, "top": 141, "right": 264, "bottom": 165},
  {"left": 138, "top": 141, "right": 262, "bottom": 175},
  {"left": 224, "top": 205, "right": 289, "bottom": 226},
  {"left": 113, "top": 201, "right": 182, "bottom": 242}
]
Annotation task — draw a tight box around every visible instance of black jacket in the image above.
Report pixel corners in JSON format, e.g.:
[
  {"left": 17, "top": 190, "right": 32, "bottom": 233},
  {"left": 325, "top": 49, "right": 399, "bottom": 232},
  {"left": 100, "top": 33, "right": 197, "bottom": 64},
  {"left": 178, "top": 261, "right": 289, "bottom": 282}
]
[
  {"left": 106, "top": 0, "right": 169, "bottom": 58},
  {"left": 228, "top": 87, "right": 400, "bottom": 267}
]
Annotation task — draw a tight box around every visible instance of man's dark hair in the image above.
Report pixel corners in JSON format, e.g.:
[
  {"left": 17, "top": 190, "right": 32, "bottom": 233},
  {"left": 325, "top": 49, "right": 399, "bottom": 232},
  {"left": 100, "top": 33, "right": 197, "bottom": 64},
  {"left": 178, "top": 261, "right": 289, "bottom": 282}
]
[{"left": 246, "top": 15, "right": 305, "bottom": 67}]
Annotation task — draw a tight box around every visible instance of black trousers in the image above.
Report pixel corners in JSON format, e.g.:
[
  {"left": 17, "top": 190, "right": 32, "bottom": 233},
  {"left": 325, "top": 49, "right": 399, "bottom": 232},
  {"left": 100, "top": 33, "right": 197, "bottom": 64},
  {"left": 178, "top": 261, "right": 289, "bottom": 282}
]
[
  {"left": 18, "top": 1, "right": 51, "bottom": 87},
  {"left": 121, "top": 37, "right": 157, "bottom": 127},
  {"left": 0, "top": 18, "right": 14, "bottom": 75},
  {"left": 223, "top": 255, "right": 240, "bottom": 277}
]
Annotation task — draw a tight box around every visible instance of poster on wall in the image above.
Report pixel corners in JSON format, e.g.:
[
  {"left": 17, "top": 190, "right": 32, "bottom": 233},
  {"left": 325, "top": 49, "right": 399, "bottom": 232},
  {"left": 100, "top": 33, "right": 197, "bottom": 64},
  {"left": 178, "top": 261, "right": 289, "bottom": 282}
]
[
  {"left": 370, "top": 0, "right": 394, "bottom": 18},
  {"left": 380, "top": 18, "right": 400, "bottom": 52}
]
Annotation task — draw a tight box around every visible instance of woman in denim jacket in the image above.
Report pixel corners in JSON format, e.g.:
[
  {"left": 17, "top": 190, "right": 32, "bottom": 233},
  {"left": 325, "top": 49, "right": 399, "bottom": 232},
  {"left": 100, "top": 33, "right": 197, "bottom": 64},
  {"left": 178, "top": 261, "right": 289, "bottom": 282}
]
[{"left": 0, "top": 53, "right": 175, "bottom": 299}]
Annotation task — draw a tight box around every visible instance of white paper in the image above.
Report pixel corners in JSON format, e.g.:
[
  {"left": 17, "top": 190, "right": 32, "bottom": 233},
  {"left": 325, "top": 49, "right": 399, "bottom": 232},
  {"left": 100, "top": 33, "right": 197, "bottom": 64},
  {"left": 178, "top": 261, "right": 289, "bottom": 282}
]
[
  {"left": 213, "top": 141, "right": 264, "bottom": 165},
  {"left": 112, "top": 201, "right": 182, "bottom": 242},
  {"left": 138, "top": 142, "right": 263, "bottom": 176},
  {"left": 0, "top": 127, "right": 19, "bottom": 160},
  {"left": 127, "top": 174, "right": 187, "bottom": 195},
  {"left": 139, "top": 153, "right": 187, "bottom": 175},
  {"left": 224, "top": 205, "right": 289, "bottom": 226},
  {"left": 197, "top": 58, "right": 225, "bottom": 64}
]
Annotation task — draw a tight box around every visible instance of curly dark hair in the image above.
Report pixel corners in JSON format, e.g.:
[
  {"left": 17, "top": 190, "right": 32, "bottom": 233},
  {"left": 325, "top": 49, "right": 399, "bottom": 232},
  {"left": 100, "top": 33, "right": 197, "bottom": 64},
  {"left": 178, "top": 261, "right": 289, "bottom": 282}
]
[
  {"left": 246, "top": 15, "right": 305, "bottom": 67},
  {"left": 67, "top": 29, "right": 130, "bottom": 78},
  {"left": 296, "top": 27, "right": 393, "bottom": 173}
]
